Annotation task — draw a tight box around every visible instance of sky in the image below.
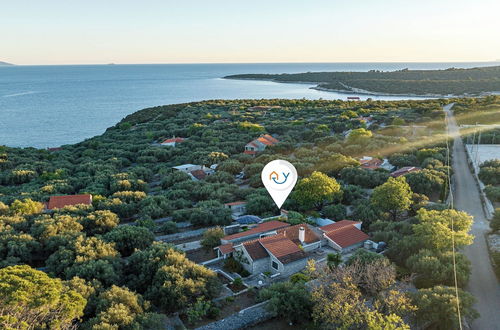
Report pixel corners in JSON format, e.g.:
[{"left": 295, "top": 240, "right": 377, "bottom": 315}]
[{"left": 1, "top": 0, "right": 500, "bottom": 65}]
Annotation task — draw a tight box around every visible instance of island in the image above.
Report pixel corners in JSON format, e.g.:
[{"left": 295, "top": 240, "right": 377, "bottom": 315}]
[
  {"left": 225, "top": 65, "right": 500, "bottom": 97},
  {"left": 0, "top": 61, "right": 13, "bottom": 66}
]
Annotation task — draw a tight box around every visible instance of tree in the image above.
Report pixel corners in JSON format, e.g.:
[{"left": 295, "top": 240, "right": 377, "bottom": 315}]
[
  {"left": 412, "top": 286, "right": 478, "bottom": 329},
  {"left": 0, "top": 265, "right": 86, "bottom": 329},
  {"left": 413, "top": 208, "right": 473, "bottom": 250},
  {"left": 293, "top": 171, "right": 342, "bottom": 210},
  {"left": 311, "top": 260, "right": 415, "bottom": 330},
  {"left": 103, "top": 226, "right": 155, "bottom": 257},
  {"left": 201, "top": 226, "right": 224, "bottom": 250},
  {"left": 126, "top": 243, "right": 221, "bottom": 312},
  {"left": 322, "top": 204, "right": 346, "bottom": 221},
  {"left": 259, "top": 281, "right": 313, "bottom": 324},
  {"left": 0, "top": 202, "right": 9, "bottom": 215},
  {"left": 347, "top": 128, "right": 372, "bottom": 145},
  {"left": 371, "top": 176, "right": 413, "bottom": 221},
  {"left": 316, "top": 153, "right": 360, "bottom": 176},
  {"left": 217, "top": 159, "right": 244, "bottom": 175},
  {"left": 85, "top": 285, "right": 166, "bottom": 329},
  {"left": 404, "top": 169, "right": 446, "bottom": 197},
  {"left": 245, "top": 195, "right": 275, "bottom": 216},
  {"left": 208, "top": 151, "right": 228, "bottom": 165},
  {"left": 9, "top": 199, "right": 44, "bottom": 215},
  {"left": 81, "top": 210, "right": 119, "bottom": 235},
  {"left": 406, "top": 249, "right": 470, "bottom": 288}
]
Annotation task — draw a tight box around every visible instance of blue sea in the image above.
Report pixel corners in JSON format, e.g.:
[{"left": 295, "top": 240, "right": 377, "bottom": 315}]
[{"left": 1, "top": 62, "right": 497, "bottom": 148}]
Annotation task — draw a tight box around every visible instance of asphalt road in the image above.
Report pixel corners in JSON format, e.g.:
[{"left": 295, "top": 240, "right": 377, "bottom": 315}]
[{"left": 445, "top": 104, "right": 500, "bottom": 330}]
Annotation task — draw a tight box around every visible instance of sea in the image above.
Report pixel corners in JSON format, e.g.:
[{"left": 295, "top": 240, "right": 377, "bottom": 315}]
[{"left": 1, "top": 62, "right": 498, "bottom": 148}]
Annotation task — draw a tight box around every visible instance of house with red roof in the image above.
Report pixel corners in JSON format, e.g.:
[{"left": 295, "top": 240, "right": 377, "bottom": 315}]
[
  {"left": 319, "top": 220, "right": 369, "bottom": 253},
  {"left": 390, "top": 166, "right": 421, "bottom": 178},
  {"left": 47, "top": 194, "right": 92, "bottom": 210},
  {"left": 244, "top": 134, "right": 279, "bottom": 155},
  {"left": 216, "top": 224, "right": 321, "bottom": 276},
  {"left": 160, "top": 137, "right": 185, "bottom": 147}
]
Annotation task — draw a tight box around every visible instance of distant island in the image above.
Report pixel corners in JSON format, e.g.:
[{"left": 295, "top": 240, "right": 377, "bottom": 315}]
[
  {"left": 0, "top": 61, "right": 13, "bottom": 66},
  {"left": 225, "top": 65, "right": 500, "bottom": 97}
]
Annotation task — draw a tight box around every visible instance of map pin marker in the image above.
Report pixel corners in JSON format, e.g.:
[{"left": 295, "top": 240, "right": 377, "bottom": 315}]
[{"left": 261, "top": 160, "right": 298, "bottom": 209}]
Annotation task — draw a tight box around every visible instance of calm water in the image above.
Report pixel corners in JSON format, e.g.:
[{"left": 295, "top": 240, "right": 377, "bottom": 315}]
[{"left": 0, "top": 62, "right": 497, "bottom": 148}]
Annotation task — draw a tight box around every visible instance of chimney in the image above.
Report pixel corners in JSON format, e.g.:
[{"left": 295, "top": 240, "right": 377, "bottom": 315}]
[{"left": 299, "top": 226, "right": 305, "bottom": 244}]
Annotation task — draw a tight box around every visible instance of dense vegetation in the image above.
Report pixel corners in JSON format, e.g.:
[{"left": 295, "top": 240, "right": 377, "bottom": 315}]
[
  {"left": 1, "top": 96, "right": 490, "bottom": 328},
  {"left": 226, "top": 66, "right": 500, "bottom": 96}
]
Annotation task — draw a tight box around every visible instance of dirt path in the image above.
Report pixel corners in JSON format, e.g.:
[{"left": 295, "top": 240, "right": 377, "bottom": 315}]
[{"left": 445, "top": 103, "right": 500, "bottom": 330}]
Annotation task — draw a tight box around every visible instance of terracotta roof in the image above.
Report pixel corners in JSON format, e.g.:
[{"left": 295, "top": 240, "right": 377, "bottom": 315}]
[
  {"left": 260, "top": 236, "right": 306, "bottom": 264},
  {"left": 161, "top": 137, "right": 185, "bottom": 144},
  {"left": 277, "top": 224, "right": 320, "bottom": 245},
  {"left": 390, "top": 166, "right": 421, "bottom": 177},
  {"left": 224, "top": 201, "right": 246, "bottom": 206},
  {"left": 47, "top": 194, "right": 92, "bottom": 210},
  {"left": 261, "top": 134, "right": 279, "bottom": 144},
  {"left": 256, "top": 137, "right": 274, "bottom": 146},
  {"left": 216, "top": 243, "right": 234, "bottom": 255},
  {"left": 242, "top": 239, "right": 270, "bottom": 260},
  {"left": 324, "top": 226, "right": 369, "bottom": 248},
  {"left": 190, "top": 169, "right": 207, "bottom": 180},
  {"left": 223, "top": 220, "right": 290, "bottom": 242},
  {"left": 319, "top": 220, "right": 361, "bottom": 233}
]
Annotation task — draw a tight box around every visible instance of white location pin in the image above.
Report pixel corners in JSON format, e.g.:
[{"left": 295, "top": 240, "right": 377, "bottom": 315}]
[{"left": 261, "top": 160, "right": 298, "bottom": 209}]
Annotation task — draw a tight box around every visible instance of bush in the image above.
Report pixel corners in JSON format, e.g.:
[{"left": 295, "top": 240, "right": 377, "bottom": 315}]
[
  {"left": 223, "top": 257, "right": 245, "bottom": 274},
  {"left": 201, "top": 227, "right": 224, "bottom": 250},
  {"left": 491, "top": 209, "right": 500, "bottom": 232},
  {"left": 290, "top": 273, "right": 310, "bottom": 284}
]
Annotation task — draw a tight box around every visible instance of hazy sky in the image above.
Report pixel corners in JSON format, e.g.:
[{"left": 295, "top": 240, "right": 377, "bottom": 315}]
[{"left": 2, "top": 0, "right": 500, "bottom": 65}]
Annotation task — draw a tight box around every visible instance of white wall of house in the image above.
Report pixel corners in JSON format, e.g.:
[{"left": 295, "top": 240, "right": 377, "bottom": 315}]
[{"left": 302, "top": 241, "right": 321, "bottom": 252}]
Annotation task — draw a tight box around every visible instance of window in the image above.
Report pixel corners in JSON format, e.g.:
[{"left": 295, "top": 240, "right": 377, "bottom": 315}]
[{"left": 272, "top": 261, "right": 279, "bottom": 270}]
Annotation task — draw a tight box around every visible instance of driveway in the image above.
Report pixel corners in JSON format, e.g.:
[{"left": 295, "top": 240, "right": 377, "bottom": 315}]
[{"left": 445, "top": 104, "right": 500, "bottom": 329}]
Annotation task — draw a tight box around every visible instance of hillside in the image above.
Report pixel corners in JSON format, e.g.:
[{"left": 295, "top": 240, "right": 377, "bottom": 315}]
[
  {"left": 0, "top": 61, "right": 13, "bottom": 66},
  {"left": 2, "top": 96, "right": 498, "bottom": 328},
  {"left": 225, "top": 65, "right": 500, "bottom": 96}
]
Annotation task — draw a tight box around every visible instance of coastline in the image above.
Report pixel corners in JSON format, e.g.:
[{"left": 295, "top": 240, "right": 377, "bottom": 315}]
[{"left": 223, "top": 76, "right": 496, "bottom": 98}]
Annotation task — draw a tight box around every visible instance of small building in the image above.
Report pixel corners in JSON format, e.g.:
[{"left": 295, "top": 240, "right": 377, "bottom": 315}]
[
  {"left": 172, "top": 164, "right": 214, "bottom": 181},
  {"left": 359, "top": 156, "right": 394, "bottom": 171},
  {"left": 47, "top": 147, "right": 62, "bottom": 152},
  {"left": 172, "top": 164, "right": 201, "bottom": 174},
  {"left": 214, "top": 243, "right": 235, "bottom": 259},
  {"left": 224, "top": 201, "right": 247, "bottom": 217},
  {"left": 244, "top": 134, "right": 279, "bottom": 155},
  {"left": 160, "top": 137, "right": 185, "bottom": 147},
  {"left": 347, "top": 96, "right": 361, "bottom": 101},
  {"left": 320, "top": 220, "right": 368, "bottom": 253},
  {"left": 359, "top": 157, "right": 384, "bottom": 170},
  {"left": 47, "top": 194, "right": 92, "bottom": 210},
  {"left": 390, "top": 166, "right": 421, "bottom": 178}
]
